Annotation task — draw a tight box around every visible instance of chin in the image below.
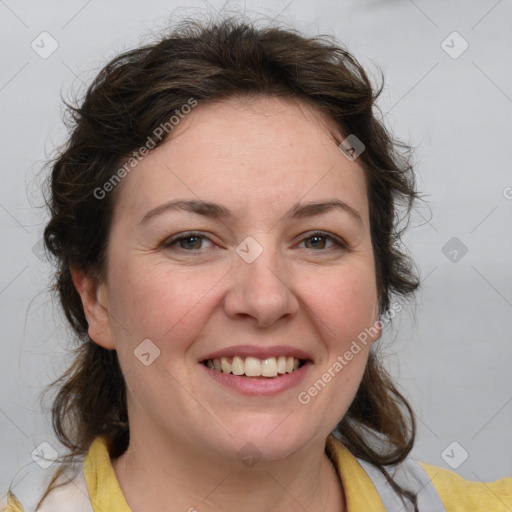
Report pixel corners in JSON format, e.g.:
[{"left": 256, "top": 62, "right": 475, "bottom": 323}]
[{"left": 218, "top": 423, "right": 313, "bottom": 465}]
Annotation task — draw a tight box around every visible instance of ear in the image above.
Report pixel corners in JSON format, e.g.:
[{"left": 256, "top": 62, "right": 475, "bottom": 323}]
[
  {"left": 70, "top": 267, "right": 115, "bottom": 350},
  {"left": 369, "top": 302, "right": 383, "bottom": 343}
]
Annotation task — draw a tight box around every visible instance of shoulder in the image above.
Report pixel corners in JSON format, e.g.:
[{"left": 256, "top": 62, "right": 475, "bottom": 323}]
[
  {"left": 1, "top": 436, "right": 121, "bottom": 512},
  {"left": 1, "top": 491, "right": 23, "bottom": 512},
  {"left": 327, "top": 432, "right": 512, "bottom": 512},
  {"left": 1, "top": 460, "right": 92, "bottom": 512},
  {"left": 419, "top": 461, "right": 512, "bottom": 512}
]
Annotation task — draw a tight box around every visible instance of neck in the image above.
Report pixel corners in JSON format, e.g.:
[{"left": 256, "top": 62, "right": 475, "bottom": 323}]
[{"left": 111, "top": 426, "right": 345, "bottom": 512}]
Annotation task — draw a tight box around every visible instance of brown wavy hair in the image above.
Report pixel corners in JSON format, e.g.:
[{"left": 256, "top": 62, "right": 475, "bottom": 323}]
[{"left": 37, "top": 14, "right": 421, "bottom": 511}]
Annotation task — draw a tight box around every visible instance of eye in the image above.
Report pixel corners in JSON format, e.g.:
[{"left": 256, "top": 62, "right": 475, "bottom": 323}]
[
  {"left": 298, "top": 231, "right": 347, "bottom": 251},
  {"left": 163, "top": 232, "right": 214, "bottom": 251},
  {"left": 162, "top": 230, "right": 348, "bottom": 254}
]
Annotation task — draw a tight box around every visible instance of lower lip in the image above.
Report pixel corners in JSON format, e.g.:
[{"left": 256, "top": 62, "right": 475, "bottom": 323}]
[{"left": 199, "top": 362, "right": 312, "bottom": 396}]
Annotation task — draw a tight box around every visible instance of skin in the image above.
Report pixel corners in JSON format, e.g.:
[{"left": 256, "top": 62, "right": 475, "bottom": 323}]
[{"left": 71, "top": 95, "right": 381, "bottom": 512}]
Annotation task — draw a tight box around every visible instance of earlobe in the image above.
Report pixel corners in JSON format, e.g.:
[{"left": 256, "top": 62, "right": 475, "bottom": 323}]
[
  {"left": 372, "top": 317, "right": 383, "bottom": 343},
  {"left": 370, "top": 303, "right": 383, "bottom": 343},
  {"left": 70, "top": 267, "right": 116, "bottom": 350}
]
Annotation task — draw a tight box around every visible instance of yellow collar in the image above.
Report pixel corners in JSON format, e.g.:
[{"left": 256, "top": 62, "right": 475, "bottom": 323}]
[
  {"left": 325, "top": 434, "right": 386, "bottom": 511},
  {"left": 84, "top": 434, "right": 386, "bottom": 512}
]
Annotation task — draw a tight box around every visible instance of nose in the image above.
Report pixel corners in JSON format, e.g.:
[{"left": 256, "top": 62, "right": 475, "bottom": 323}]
[{"left": 223, "top": 242, "right": 299, "bottom": 328}]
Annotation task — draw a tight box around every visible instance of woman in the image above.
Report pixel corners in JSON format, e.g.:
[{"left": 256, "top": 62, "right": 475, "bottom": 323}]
[{"left": 3, "top": 15, "right": 511, "bottom": 512}]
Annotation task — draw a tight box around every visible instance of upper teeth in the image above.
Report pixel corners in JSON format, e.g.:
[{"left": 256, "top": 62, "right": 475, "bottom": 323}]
[{"left": 205, "top": 356, "right": 301, "bottom": 378}]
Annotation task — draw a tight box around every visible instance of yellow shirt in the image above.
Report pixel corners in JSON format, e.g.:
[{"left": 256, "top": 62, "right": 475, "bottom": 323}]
[{"left": 4, "top": 434, "right": 512, "bottom": 511}]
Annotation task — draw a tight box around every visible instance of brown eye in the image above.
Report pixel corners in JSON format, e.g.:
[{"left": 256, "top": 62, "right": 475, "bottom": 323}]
[
  {"left": 299, "top": 232, "right": 347, "bottom": 251},
  {"left": 178, "top": 236, "right": 203, "bottom": 250},
  {"left": 304, "top": 234, "right": 328, "bottom": 249},
  {"left": 163, "top": 233, "right": 214, "bottom": 251}
]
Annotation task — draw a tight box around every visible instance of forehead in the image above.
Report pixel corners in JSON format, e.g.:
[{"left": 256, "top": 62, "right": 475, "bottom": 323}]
[{"left": 111, "top": 96, "right": 369, "bottom": 227}]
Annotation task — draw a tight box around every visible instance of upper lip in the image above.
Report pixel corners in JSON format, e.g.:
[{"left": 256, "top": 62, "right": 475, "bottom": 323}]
[{"left": 200, "top": 345, "right": 313, "bottom": 362}]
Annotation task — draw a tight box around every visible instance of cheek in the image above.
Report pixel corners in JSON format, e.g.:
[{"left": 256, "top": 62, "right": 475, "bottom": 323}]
[
  {"left": 301, "top": 264, "right": 378, "bottom": 344},
  {"left": 108, "top": 259, "right": 227, "bottom": 350}
]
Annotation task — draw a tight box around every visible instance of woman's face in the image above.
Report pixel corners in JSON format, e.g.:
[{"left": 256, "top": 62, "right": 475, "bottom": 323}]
[{"left": 80, "top": 96, "right": 380, "bottom": 464}]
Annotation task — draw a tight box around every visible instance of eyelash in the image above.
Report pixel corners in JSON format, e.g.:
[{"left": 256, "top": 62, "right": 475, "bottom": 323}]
[{"left": 162, "top": 231, "right": 348, "bottom": 253}]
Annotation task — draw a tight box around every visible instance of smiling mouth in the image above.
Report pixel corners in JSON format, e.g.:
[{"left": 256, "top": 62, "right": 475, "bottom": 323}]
[{"left": 202, "top": 355, "right": 307, "bottom": 378}]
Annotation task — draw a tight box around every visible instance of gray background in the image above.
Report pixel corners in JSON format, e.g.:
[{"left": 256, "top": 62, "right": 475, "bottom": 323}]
[{"left": 1, "top": 0, "right": 511, "bottom": 496}]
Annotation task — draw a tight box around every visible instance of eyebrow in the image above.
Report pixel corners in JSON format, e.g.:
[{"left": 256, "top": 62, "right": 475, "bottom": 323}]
[{"left": 139, "top": 198, "right": 363, "bottom": 226}]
